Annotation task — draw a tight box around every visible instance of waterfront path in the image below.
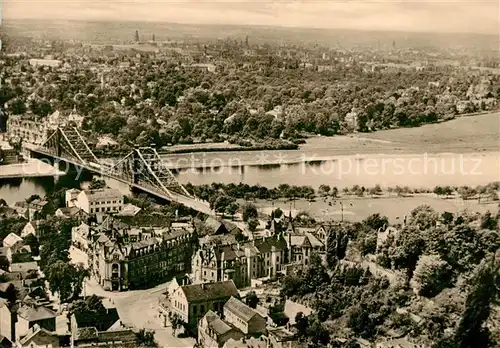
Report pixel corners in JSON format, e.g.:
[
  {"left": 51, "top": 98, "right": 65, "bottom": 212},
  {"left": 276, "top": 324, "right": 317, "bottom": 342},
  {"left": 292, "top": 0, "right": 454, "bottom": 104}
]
[{"left": 0, "top": 159, "right": 65, "bottom": 179}]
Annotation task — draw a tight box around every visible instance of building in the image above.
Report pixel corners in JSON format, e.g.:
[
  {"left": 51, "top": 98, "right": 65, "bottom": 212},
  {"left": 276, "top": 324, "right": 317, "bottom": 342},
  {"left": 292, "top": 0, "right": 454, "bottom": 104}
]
[
  {"left": 375, "top": 338, "right": 426, "bottom": 348},
  {"left": 2, "top": 234, "right": 23, "bottom": 251},
  {"left": 223, "top": 337, "right": 268, "bottom": 348},
  {"left": 264, "top": 328, "right": 299, "bottom": 348},
  {"left": 70, "top": 307, "right": 135, "bottom": 347},
  {"left": 223, "top": 297, "right": 266, "bottom": 336},
  {"left": 20, "top": 222, "right": 36, "bottom": 238},
  {"left": 71, "top": 223, "right": 90, "bottom": 251},
  {"left": 18, "top": 324, "right": 61, "bottom": 348},
  {"left": 285, "top": 233, "right": 324, "bottom": 266},
  {"left": 192, "top": 235, "right": 288, "bottom": 288},
  {"left": 27, "top": 199, "right": 49, "bottom": 221},
  {"left": 29, "top": 59, "right": 62, "bottom": 68},
  {"left": 6, "top": 116, "right": 49, "bottom": 145},
  {"left": 15, "top": 303, "right": 57, "bottom": 341},
  {"left": 170, "top": 280, "right": 239, "bottom": 330},
  {"left": 198, "top": 310, "right": 244, "bottom": 348},
  {"left": 55, "top": 207, "right": 88, "bottom": 222},
  {"left": 70, "top": 308, "right": 120, "bottom": 334},
  {"left": 74, "top": 189, "right": 124, "bottom": 215},
  {"left": 0, "top": 299, "right": 14, "bottom": 342},
  {"left": 9, "top": 262, "right": 38, "bottom": 281},
  {"left": 88, "top": 223, "right": 196, "bottom": 291}
]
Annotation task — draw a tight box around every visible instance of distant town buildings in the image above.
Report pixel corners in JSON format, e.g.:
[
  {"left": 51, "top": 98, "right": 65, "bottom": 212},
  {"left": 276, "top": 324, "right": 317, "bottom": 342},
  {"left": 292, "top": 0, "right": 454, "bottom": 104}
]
[{"left": 29, "top": 59, "right": 62, "bottom": 68}]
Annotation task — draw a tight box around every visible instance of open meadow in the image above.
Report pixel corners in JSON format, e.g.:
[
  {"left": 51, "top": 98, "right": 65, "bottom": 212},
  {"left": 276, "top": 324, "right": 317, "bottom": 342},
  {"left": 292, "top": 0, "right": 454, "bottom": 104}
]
[{"left": 301, "top": 111, "right": 500, "bottom": 156}]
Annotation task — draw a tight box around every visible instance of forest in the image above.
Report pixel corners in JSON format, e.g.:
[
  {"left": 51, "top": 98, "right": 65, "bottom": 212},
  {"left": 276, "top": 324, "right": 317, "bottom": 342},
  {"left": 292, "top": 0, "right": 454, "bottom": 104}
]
[
  {"left": 281, "top": 206, "right": 500, "bottom": 348},
  {"left": 1, "top": 46, "right": 499, "bottom": 151}
]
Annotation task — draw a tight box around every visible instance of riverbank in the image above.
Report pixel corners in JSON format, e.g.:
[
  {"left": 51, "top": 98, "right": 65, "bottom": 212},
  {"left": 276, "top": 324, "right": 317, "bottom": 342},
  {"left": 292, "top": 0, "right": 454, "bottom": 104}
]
[
  {"left": 248, "top": 194, "right": 498, "bottom": 224},
  {"left": 159, "top": 141, "right": 298, "bottom": 155}
]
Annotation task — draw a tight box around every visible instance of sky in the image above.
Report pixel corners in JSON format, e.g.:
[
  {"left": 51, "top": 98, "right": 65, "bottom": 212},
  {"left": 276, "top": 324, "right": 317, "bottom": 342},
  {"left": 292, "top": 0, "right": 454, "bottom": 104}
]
[{"left": 2, "top": 0, "right": 499, "bottom": 35}]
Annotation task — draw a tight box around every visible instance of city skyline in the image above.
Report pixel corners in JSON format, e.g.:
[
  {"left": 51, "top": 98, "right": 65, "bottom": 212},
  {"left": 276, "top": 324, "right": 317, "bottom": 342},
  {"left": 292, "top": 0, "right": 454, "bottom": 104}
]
[{"left": 2, "top": 0, "right": 499, "bottom": 35}]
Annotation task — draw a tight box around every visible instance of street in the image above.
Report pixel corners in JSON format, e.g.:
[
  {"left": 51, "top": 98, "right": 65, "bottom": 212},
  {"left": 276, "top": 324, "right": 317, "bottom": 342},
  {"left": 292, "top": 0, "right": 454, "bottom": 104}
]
[{"left": 84, "top": 278, "right": 195, "bottom": 348}]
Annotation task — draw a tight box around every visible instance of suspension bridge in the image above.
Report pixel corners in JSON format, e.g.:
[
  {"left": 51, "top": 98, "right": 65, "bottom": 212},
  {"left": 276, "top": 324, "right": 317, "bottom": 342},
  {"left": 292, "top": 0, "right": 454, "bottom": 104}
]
[{"left": 26, "top": 126, "right": 212, "bottom": 214}]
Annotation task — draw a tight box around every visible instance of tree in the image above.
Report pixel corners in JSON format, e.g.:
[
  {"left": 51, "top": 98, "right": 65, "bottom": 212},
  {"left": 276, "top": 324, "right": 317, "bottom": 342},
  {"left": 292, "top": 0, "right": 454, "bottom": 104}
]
[
  {"left": 26, "top": 194, "right": 41, "bottom": 203},
  {"left": 23, "top": 234, "right": 40, "bottom": 256},
  {"left": 331, "top": 187, "right": 339, "bottom": 198},
  {"left": 272, "top": 208, "right": 283, "bottom": 219},
  {"left": 69, "top": 294, "right": 105, "bottom": 314},
  {"left": 295, "top": 312, "right": 309, "bottom": 341},
  {"left": 10, "top": 98, "right": 26, "bottom": 115},
  {"left": 441, "top": 211, "right": 454, "bottom": 225},
  {"left": 46, "top": 261, "right": 89, "bottom": 302},
  {"left": 168, "top": 312, "right": 184, "bottom": 336},
  {"left": 456, "top": 256, "right": 499, "bottom": 348},
  {"left": 247, "top": 218, "right": 259, "bottom": 232},
  {"left": 411, "top": 254, "right": 452, "bottom": 298},
  {"left": 327, "top": 228, "right": 349, "bottom": 267},
  {"left": 136, "top": 328, "right": 158, "bottom": 347},
  {"left": 245, "top": 291, "right": 259, "bottom": 309},
  {"left": 434, "top": 186, "right": 444, "bottom": 197},
  {"left": 89, "top": 178, "right": 106, "bottom": 190},
  {"left": 242, "top": 203, "right": 258, "bottom": 222},
  {"left": 224, "top": 202, "right": 239, "bottom": 219},
  {"left": 359, "top": 234, "right": 378, "bottom": 256},
  {"left": 363, "top": 213, "right": 389, "bottom": 231},
  {"left": 409, "top": 205, "right": 438, "bottom": 230},
  {"left": 319, "top": 185, "right": 331, "bottom": 196},
  {"left": 480, "top": 211, "right": 497, "bottom": 230},
  {"left": 348, "top": 304, "right": 377, "bottom": 339}
]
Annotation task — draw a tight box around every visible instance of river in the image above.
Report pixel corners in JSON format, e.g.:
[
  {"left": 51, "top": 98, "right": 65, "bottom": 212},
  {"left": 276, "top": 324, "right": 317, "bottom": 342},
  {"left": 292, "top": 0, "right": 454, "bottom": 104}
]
[{"left": 1, "top": 148, "right": 499, "bottom": 205}]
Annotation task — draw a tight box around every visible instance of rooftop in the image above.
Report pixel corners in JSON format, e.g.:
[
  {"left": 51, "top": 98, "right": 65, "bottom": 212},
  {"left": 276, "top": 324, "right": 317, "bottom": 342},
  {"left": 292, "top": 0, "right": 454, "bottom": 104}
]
[
  {"left": 83, "top": 188, "right": 122, "bottom": 202},
  {"left": 18, "top": 304, "right": 57, "bottom": 322},
  {"left": 224, "top": 296, "right": 260, "bottom": 323},
  {"left": 181, "top": 280, "right": 238, "bottom": 302},
  {"left": 10, "top": 261, "right": 38, "bottom": 273},
  {"left": 3, "top": 232, "right": 23, "bottom": 248},
  {"left": 73, "top": 308, "right": 120, "bottom": 331}
]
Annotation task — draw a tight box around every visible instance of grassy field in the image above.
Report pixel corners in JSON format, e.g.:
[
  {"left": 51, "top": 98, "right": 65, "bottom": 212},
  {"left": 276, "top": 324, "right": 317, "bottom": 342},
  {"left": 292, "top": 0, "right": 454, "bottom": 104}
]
[
  {"left": 301, "top": 112, "right": 500, "bottom": 156},
  {"left": 250, "top": 194, "right": 498, "bottom": 224}
]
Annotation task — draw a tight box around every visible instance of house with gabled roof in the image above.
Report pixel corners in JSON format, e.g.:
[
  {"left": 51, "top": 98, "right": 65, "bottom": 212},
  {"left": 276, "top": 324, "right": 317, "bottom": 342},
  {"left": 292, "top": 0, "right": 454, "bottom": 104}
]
[
  {"left": 198, "top": 310, "right": 244, "bottom": 348},
  {"left": 18, "top": 324, "right": 60, "bottom": 348},
  {"left": 2, "top": 234, "right": 23, "bottom": 251},
  {"left": 223, "top": 297, "right": 266, "bottom": 336},
  {"left": 16, "top": 303, "right": 57, "bottom": 341},
  {"left": 285, "top": 231, "right": 324, "bottom": 267},
  {"left": 170, "top": 280, "right": 239, "bottom": 330},
  {"left": 20, "top": 222, "right": 36, "bottom": 238}
]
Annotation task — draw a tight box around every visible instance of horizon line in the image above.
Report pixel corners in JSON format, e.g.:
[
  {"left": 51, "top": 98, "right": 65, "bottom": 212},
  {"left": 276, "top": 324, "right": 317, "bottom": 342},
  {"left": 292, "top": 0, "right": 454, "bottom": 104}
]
[{"left": 2, "top": 17, "right": 498, "bottom": 38}]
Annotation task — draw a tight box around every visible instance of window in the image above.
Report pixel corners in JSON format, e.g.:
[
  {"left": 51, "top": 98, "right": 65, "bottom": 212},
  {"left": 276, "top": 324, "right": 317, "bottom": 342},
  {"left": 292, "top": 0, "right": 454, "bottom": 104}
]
[
  {"left": 193, "top": 305, "right": 197, "bottom": 314},
  {"left": 204, "top": 271, "right": 206, "bottom": 276},
  {"left": 201, "top": 305, "right": 205, "bottom": 313}
]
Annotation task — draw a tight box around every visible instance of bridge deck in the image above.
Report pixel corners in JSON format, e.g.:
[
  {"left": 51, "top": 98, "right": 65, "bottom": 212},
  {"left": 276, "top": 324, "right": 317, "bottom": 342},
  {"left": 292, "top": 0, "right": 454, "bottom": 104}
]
[{"left": 29, "top": 147, "right": 212, "bottom": 214}]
